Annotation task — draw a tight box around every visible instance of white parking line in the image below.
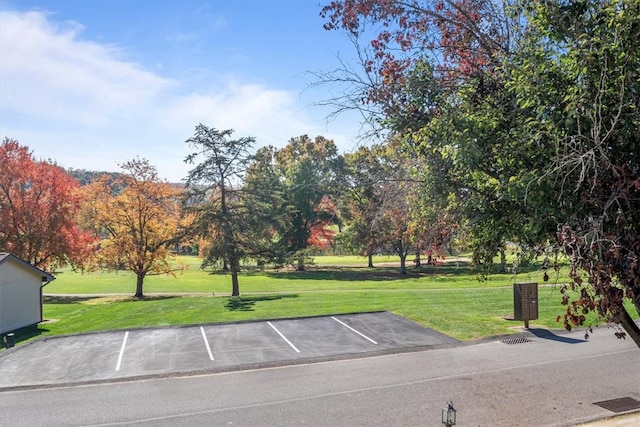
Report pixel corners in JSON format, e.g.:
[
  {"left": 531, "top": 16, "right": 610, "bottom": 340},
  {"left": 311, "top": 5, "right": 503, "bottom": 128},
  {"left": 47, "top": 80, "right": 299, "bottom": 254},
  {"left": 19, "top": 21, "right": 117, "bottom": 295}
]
[
  {"left": 331, "top": 316, "right": 378, "bottom": 344},
  {"left": 200, "top": 326, "right": 215, "bottom": 361},
  {"left": 115, "top": 331, "right": 129, "bottom": 371},
  {"left": 267, "top": 321, "right": 300, "bottom": 353}
]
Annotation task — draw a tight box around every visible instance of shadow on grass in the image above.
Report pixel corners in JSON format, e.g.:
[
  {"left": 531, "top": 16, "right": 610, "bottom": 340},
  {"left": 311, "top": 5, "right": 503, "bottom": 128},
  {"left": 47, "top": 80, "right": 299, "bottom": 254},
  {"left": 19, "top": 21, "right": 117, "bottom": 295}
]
[
  {"left": 1, "top": 324, "right": 50, "bottom": 349},
  {"left": 225, "top": 294, "right": 298, "bottom": 312},
  {"left": 43, "top": 295, "right": 94, "bottom": 304},
  {"left": 263, "top": 267, "right": 426, "bottom": 282},
  {"left": 43, "top": 295, "right": 178, "bottom": 304},
  {"left": 199, "top": 259, "right": 548, "bottom": 283},
  {"left": 119, "top": 295, "right": 179, "bottom": 302}
]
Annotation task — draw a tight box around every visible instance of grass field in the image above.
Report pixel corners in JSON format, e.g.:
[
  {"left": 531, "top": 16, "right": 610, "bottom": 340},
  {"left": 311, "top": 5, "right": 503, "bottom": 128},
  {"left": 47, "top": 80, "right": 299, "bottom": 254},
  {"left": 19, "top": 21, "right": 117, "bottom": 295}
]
[{"left": 6, "top": 254, "right": 631, "bottom": 348}]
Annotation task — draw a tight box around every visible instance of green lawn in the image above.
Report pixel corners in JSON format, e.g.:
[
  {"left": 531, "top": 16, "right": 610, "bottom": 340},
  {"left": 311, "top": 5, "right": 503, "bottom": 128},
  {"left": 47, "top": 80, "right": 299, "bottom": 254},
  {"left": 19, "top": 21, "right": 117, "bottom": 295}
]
[
  {"left": 6, "top": 254, "right": 627, "bottom": 348},
  {"left": 45, "top": 255, "right": 537, "bottom": 294}
]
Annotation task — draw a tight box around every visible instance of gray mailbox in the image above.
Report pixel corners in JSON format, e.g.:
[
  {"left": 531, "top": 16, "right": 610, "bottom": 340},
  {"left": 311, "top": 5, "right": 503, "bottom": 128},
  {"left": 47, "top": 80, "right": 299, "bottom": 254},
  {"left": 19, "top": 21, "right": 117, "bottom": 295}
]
[{"left": 513, "top": 282, "right": 538, "bottom": 328}]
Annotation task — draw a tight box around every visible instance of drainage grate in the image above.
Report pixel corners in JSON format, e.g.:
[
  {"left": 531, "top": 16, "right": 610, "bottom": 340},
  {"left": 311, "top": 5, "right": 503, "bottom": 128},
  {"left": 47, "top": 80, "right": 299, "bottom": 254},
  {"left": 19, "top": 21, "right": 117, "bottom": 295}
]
[
  {"left": 594, "top": 397, "right": 640, "bottom": 413},
  {"left": 501, "top": 337, "right": 534, "bottom": 345}
]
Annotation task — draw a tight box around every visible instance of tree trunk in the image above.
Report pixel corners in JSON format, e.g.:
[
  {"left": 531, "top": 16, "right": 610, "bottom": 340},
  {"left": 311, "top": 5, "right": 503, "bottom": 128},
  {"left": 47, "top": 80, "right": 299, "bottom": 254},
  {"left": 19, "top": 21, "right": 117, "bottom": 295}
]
[
  {"left": 231, "top": 270, "right": 240, "bottom": 297},
  {"left": 230, "top": 257, "right": 240, "bottom": 297},
  {"left": 135, "top": 274, "right": 145, "bottom": 299},
  {"left": 499, "top": 248, "right": 507, "bottom": 273},
  {"left": 399, "top": 253, "right": 407, "bottom": 274},
  {"left": 368, "top": 253, "right": 374, "bottom": 268},
  {"left": 414, "top": 251, "right": 421, "bottom": 268},
  {"left": 618, "top": 305, "right": 640, "bottom": 349}
]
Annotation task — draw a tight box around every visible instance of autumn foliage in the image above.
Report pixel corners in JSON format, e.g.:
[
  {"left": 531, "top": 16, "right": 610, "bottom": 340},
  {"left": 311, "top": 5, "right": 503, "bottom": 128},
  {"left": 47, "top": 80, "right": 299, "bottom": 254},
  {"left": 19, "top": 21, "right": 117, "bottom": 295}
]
[
  {"left": 80, "top": 158, "right": 192, "bottom": 298},
  {"left": 0, "top": 138, "right": 94, "bottom": 269},
  {"left": 321, "top": 0, "right": 508, "bottom": 112},
  {"left": 307, "top": 196, "right": 337, "bottom": 250}
]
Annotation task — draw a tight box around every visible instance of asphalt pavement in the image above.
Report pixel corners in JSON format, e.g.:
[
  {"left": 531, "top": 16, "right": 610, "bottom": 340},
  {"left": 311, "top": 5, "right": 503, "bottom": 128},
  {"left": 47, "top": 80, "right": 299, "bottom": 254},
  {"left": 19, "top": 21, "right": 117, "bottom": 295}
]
[
  {"left": 0, "top": 311, "right": 458, "bottom": 389},
  {"left": 0, "top": 312, "right": 638, "bottom": 426}
]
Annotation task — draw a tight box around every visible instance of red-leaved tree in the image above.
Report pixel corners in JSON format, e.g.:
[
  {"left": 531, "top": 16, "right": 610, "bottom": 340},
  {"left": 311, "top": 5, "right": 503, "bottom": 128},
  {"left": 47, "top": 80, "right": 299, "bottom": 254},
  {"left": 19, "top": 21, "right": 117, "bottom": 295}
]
[
  {"left": 0, "top": 138, "right": 94, "bottom": 269},
  {"left": 318, "top": 0, "right": 512, "bottom": 125}
]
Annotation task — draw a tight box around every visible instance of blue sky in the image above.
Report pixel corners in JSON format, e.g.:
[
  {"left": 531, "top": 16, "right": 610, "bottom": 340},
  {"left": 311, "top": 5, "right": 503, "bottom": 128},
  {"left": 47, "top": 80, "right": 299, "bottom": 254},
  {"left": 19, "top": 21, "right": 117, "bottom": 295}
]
[{"left": 0, "top": 0, "right": 366, "bottom": 181}]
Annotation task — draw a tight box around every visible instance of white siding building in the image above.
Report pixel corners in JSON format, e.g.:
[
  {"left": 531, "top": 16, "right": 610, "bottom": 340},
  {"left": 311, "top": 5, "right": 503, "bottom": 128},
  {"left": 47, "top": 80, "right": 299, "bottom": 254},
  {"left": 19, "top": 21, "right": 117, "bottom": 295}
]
[{"left": 0, "top": 253, "right": 55, "bottom": 334}]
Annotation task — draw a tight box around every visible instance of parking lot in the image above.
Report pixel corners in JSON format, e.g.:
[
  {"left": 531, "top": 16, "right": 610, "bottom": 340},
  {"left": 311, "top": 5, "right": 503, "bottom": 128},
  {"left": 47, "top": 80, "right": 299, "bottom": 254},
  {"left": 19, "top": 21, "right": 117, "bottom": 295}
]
[{"left": 0, "top": 312, "right": 458, "bottom": 389}]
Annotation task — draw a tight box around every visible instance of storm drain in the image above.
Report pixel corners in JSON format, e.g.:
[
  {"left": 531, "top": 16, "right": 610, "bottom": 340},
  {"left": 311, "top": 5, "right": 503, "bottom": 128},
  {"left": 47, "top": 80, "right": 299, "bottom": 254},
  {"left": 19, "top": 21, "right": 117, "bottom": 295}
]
[
  {"left": 594, "top": 397, "right": 640, "bottom": 413},
  {"left": 501, "top": 337, "right": 534, "bottom": 345}
]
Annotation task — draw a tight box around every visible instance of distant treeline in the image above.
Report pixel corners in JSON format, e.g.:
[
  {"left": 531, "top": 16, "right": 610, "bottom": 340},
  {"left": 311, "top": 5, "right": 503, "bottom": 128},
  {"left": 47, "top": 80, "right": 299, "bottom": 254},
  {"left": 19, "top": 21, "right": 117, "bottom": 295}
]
[
  {"left": 65, "top": 168, "right": 122, "bottom": 185},
  {"left": 66, "top": 168, "right": 183, "bottom": 188}
]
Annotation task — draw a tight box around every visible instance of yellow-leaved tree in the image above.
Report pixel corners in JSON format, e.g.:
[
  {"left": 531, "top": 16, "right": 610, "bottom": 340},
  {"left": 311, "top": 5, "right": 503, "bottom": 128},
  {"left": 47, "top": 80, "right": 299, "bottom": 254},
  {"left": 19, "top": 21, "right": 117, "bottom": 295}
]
[{"left": 80, "top": 158, "right": 193, "bottom": 298}]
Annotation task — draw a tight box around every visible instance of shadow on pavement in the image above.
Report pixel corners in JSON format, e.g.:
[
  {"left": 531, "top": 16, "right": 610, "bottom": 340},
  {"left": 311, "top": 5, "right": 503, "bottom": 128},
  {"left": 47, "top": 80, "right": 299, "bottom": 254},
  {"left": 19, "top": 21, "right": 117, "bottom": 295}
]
[{"left": 529, "top": 328, "right": 586, "bottom": 344}]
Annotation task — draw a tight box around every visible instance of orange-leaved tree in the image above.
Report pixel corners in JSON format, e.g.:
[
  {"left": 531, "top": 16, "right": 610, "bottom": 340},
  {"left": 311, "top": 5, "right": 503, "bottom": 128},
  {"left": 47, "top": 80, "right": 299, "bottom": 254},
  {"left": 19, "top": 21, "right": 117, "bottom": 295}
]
[
  {"left": 0, "top": 138, "right": 95, "bottom": 269},
  {"left": 80, "top": 158, "right": 193, "bottom": 298}
]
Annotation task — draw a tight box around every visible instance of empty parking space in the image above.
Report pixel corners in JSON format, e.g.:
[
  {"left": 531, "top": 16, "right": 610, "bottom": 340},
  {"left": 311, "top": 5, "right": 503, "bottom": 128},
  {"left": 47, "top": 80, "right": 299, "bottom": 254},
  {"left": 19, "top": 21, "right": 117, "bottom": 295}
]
[
  {"left": 0, "top": 332, "right": 126, "bottom": 386},
  {"left": 0, "top": 312, "right": 458, "bottom": 388},
  {"left": 203, "top": 321, "right": 303, "bottom": 366},
  {"left": 267, "top": 316, "right": 379, "bottom": 356},
  {"left": 117, "top": 328, "right": 215, "bottom": 375},
  {"left": 337, "top": 312, "right": 458, "bottom": 348}
]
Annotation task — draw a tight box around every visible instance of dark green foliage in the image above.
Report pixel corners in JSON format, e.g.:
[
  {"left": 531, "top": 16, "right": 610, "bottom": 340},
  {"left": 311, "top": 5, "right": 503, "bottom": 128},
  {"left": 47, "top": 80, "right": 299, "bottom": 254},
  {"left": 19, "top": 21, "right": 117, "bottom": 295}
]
[{"left": 184, "top": 124, "right": 256, "bottom": 296}]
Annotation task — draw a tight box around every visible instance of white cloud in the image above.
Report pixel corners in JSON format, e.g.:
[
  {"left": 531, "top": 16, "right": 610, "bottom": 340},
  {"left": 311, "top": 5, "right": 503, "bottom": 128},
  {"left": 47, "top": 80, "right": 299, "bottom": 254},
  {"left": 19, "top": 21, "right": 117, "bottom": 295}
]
[
  {"left": 1, "top": 11, "right": 173, "bottom": 126},
  {"left": 0, "top": 9, "right": 359, "bottom": 182},
  {"left": 165, "top": 82, "right": 310, "bottom": 142}
]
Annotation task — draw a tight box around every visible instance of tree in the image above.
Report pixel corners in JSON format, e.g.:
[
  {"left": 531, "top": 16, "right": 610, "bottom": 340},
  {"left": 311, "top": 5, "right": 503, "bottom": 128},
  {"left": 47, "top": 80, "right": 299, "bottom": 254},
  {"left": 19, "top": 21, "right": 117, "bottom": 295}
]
[
  {"left": 374, "top": 140, "right": 422, "bottom": 274},
  {"left": 244, "top": 136, "right": 343, "bottom": 271},
  {"left": 241, "top": 145, "right": 292, "bottom": 268},
  {"left": 321, "top": 0, "right": 640, "bottom": 346},
  {"left": 342, "top": 140, "right": 417, "bottom": 274},
  {"left": 508, "top": 0, "right": 640, "bottom": 346},
  {"left": 342, "top": 145, "right": 387, "bottom": 267},
  {"left": 318, "top": 1, "right": 541, "bottom": 272},
  {"left": 274, "top": 135, "right": 343, "bottom": 270},
  {"left": 80, "top": 158, "right": 190, "bottom": 298},
  {"left": 0, "top": 138, "right": 94, "bottom": 269},
  {"left": 318, "top": 0, "right": 514, "bottom": 129},
  {"left": 404, "top": 150, "right": 459, "bottom": 268},
  {"left": 405, "top": 65, "right": 558, "bottom": 273},
  {"left": 184, "top": 125, "right": 255, "bottom": 297},
  {"left": 66, "top": 168, "right": 121, "bottom": 186}
]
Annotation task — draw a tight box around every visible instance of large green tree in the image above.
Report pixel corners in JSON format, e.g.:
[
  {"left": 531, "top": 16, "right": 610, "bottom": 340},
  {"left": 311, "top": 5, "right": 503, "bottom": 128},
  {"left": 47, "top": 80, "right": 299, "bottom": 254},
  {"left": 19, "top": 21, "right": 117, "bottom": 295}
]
[
  {"left": 406, "top": 62, "right": 557, "bottom": 272},
  {"left": 319, "top": 1, "right": 544, "bottom": 273},
  {"left": 507, "top": 0, "right": 640, "bottom": 345},
  {"left": 241, "top": 145, "right": 292, "bottom": 268},
  {"left": 320, "top": 0, "right": 640, "bottom": 346},
  {"left": 244, "top": 135, "right": 343, "bottom": 270}
]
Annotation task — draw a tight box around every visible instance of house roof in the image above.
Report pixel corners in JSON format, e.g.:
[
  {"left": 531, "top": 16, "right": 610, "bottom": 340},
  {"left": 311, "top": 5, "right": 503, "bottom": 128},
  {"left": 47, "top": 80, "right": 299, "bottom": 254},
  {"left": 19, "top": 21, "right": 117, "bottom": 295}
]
[{"left": 0, "top": 253, "right": 56, "bottom": 284}]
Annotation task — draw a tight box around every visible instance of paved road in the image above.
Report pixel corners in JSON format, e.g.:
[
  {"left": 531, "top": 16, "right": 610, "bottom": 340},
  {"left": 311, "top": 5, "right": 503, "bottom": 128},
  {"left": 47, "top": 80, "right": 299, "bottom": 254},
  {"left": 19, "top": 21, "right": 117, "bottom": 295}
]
[{"left": 1, "top": 313, "right": 639, "bottom": 426}]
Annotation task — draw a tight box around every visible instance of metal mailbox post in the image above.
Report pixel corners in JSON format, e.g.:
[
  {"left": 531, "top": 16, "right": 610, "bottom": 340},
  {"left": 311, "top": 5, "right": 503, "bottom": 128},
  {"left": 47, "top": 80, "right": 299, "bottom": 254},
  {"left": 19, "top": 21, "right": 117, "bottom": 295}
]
[{"left": 513, "top": 282, "right": 538, "bottom": 329}]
